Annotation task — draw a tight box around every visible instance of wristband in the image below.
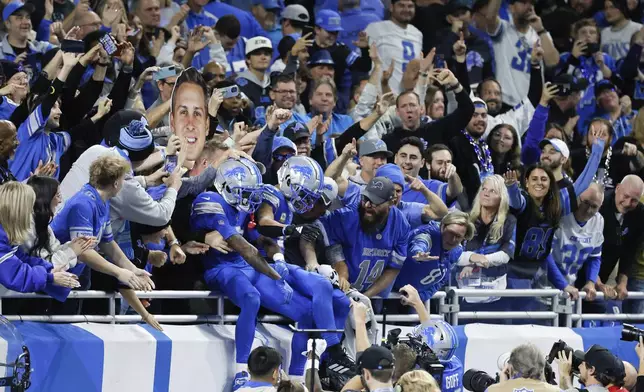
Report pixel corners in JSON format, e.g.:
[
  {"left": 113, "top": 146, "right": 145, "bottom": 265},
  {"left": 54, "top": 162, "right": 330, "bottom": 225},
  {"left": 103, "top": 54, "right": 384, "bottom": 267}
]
[
  {"left": 97, "top": 62, "right": 110, "bottom": 67},
  {"left": 168, "top": 239, "right": 180, "bottom": 247},
  {"left": 420, "top": 72, "right": 429, "bottom": 77},
  {"left": 537, "top": 30, "right": 547, "bottom": 35},
  {"left": 304, "top": 358, "right": 319, "bottom": 370},
  {"left": 273, "top": 253, "right": 285, "bottom": 263},
  {"left": 445, "top": 83, "right": 461, "bottom": 92}
]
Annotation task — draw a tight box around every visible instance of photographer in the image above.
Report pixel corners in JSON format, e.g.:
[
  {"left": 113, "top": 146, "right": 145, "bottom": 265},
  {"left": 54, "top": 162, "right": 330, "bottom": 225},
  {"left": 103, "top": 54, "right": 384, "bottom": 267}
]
[
  {"left": 488, "top": 344, "right": 560, "bottom": 392},
  {"left": 558, "top": 345, "right": 625, "bottom": 392},
  {"left": 342, "top": 346, "right": 396, "bottom": 392}
]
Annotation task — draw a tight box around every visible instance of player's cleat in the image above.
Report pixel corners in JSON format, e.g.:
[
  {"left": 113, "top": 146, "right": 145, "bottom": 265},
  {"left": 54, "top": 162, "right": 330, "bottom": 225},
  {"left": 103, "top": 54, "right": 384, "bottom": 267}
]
[
  {"left": 232, "top": 370, "right": 250, "bottom": 391},
  {"left": 326, "top": 348, "right": 356, "bottom": 380}
]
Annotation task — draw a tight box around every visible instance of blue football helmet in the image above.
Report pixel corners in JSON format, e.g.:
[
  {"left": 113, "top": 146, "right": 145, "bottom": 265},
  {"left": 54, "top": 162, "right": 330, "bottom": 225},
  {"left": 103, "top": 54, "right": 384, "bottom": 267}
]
[
  {"left": 277, "top": 156, "right": 325, "bottom": 214},
  {"left": 214, "top": 158, "right": 265, "bottom": 213},
  {"left": 412, "top": 320, "right": 459, "bottom": 361}
]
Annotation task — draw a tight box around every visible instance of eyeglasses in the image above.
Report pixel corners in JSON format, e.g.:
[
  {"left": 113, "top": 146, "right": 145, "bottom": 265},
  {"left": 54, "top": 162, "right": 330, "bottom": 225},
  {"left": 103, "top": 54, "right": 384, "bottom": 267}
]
[
  {"left": 272, "top": 153, "right": 294, "bottom": 162},
  {"left": 273, "top": 90, "right": 297, "bottom": 95},
  {"left": 361, "top": 195, "right": 384, "bottom": 207},
  {"left": 161, "top": 80, "right": 176, "bottom": 87}
]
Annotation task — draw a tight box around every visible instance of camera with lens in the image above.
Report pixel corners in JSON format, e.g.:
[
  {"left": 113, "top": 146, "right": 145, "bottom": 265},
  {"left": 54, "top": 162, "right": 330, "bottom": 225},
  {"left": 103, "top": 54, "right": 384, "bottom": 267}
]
[
  {"left": 463, "top": 369, "right": 498, "bottom": 392},
  {"left": 547, "top": 340, "right": 585, "bottom": 375},
  {"left": 621, "top": 324, "right": 644, "bottom": 342},
  {"left": 384, "top": 328, "right": 445, "bottom": 383}
]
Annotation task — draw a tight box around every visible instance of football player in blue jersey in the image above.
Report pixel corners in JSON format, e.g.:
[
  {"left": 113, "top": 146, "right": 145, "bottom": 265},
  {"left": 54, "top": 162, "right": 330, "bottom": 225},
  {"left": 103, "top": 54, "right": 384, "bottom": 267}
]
[
  {"left": 399, "top": 284, "right": 464, "bottom": 392},
  {"left": 190, "top": 157, "right": 340, "bottom": 390},
  {"left": 251, "top": 156, "right": 355, "bottom": 379},
  {"left": 303, "top": 176, "right": 411, "bottom": 298},
  {"left": 394, "top": 211, "right": 475, "bottom": 303}
]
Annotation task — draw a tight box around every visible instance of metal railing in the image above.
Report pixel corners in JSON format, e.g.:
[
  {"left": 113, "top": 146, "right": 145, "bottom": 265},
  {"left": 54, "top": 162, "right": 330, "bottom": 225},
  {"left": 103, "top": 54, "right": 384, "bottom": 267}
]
[{"left": 0, "top": 288, "right": 642, "bottom": 327}]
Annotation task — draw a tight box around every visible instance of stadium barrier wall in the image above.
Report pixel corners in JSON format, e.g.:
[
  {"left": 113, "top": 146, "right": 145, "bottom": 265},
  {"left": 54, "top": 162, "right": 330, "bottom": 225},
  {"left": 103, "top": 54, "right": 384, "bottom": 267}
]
[{"left": 2, "top": 321, "right": 641, "bottom": 392}]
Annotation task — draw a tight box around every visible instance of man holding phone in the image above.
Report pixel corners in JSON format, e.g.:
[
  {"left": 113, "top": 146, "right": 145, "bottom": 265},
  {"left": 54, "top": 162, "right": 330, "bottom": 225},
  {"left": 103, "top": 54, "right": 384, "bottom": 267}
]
[{"left": 147, "top": 64, "right": 183, "bottom": 130}]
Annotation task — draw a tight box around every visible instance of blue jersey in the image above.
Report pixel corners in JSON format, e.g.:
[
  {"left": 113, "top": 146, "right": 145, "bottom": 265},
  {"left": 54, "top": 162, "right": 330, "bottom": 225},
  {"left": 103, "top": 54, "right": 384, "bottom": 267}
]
[
  {"left": 318, "top": 205, "right": 410, "bottom": 293},
  {"left": 394, "top": 222, "right": 463, "bottom": 302},
  {"left": 191, "top": 191, "right": 248, "bottom": 270},
  {"left": 402, "top": 179, "right": 449, "bottom": 204},
  {"left": 9, "top": 104, "right": 70, "bottom": 181},
  {"left": 442, "top": 356, "right": 464, "bottom": 392},
  {"left": 203, "top": 2, "right": 267, "bottom": 39},
  {"left": 184, "top": 9, "right": 217, "bottom": 32},
  {"left": 244, "top": 185, "right": 292, "bottom": 252},
  {"left": 51, "top": 184, "right": 114, "bottom": 246}
]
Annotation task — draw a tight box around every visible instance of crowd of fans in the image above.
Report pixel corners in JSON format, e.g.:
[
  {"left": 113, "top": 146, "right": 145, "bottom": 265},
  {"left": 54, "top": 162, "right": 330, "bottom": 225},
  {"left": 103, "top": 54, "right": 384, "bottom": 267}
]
[{"left": 0, "top": 0, "right": 643, "bottom": 389}]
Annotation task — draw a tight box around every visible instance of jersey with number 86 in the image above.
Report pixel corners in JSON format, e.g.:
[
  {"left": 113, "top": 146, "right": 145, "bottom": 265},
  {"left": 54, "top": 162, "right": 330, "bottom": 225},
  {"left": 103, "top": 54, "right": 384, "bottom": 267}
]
[{"left": 393, "top": 222, "right": 463, "bottom": 302}]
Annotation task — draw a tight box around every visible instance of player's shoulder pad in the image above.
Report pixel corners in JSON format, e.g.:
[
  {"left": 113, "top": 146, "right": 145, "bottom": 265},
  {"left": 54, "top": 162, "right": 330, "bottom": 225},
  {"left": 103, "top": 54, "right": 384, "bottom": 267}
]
[
  {"left": 262, "top": 184, "right": 283, "bottom": 205},
  {"left": 193, "top": 191, "right": 227, "bottom": 215}
]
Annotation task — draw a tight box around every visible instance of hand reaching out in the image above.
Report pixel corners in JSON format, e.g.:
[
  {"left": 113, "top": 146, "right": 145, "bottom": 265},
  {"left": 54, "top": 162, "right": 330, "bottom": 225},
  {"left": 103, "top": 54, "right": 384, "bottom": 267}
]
[
  {"left": 342, "top": 138, "right": 357, "bottom": 157},
  {"left": 419, "top": 48, "right": 436, "bottom": 73},
  {"left": 503, "top": 170, "right": 518, "bottom": 187}
]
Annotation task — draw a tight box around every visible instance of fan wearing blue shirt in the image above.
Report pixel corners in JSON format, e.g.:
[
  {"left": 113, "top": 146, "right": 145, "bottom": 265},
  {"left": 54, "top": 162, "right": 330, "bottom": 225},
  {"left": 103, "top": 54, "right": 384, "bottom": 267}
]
[
  {"left": 8, "top": 51, "right": 79, "bottom": 181},
  {"left": 50, "top": 156, "right": 155, "bottom": 301},
  {"left": 204, "top": 0, "right": 268, "bottom": 40},
  {"left": 184, "top": 0, "right": 218, "bottom": 31},
  {"left": 190, "top": 157, "right": 340, "bottom": 390},
  {"left": 313, "top": 176, "right": 410, "bottom": 297},
  {"left": 394, "top": 211, "right": 473, "bottom": 303}
]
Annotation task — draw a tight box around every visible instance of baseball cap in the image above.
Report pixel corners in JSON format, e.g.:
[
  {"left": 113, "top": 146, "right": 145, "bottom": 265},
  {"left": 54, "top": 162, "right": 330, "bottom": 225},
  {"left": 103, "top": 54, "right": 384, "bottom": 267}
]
[
  {"left": 581, "top": 345, "right": 625, "bottom": 378},
  {"left": 282, "top": 4, "right": 309, "bottom": 23},
  {"left": 0, "top": 60, "right": 23, "bottom": 81},
  {"left": 595, "top": 79, "right": 618, "bottom": 98},
  {"left": 552, "top": 74, "right": 589, "bottom": 94},
  {"left": 447, "top": 0, "right": 473, "bottom": 14},
  {"left": 245, "top": 36, "right": 273, "bottom": 55},
  {"left": 357, "top": 345, "right": 395, "bottom": 371},
  {"left": 253, "top": 0, "right": 281, "bottom": 11},
  {"left": 316, "top": 9, "right": 343, "bottom": 32},
  {"left": 307, "top": 50, "right": 335, "bottom": 67},
  {"left": 272, "top": 136, "right": 297, "bottom": 154},
  {"left": 3, "top": 1, "right": 35, "bottom": 21},
  {"left": 361, "top": 177, "right": 395, "bottom": 205},
  {"left": 375, "top": 163, "right": 405, "bottom": 188},
  {"left": 539, "top": 138, "right": 570, "bottom": 159},
  {"left": 359, "top": 139, "right": 393, "bottom": 158},
  {"left": 321, "top": 176, "right": 338, "bottom": 206},
  {"left": 472, "top": 97, "right": 488, "bottom": 111},
  {"left": 104, "top": 110, "right": 155, "bottom": 163},
  {"left": 283, "top": 121, "right": 310, "bottom": 142}
]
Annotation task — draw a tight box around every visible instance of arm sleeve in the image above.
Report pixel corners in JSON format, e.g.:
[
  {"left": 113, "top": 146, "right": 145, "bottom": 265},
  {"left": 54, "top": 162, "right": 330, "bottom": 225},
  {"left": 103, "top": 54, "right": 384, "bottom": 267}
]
[
  {"left": 60, "top": 63, "right": 87, "bottom": 124},
  {"left": 334, "top": 120, "right": 368, "bottom": 154},
  {"left": 521, "top": 104, "right": 549, "bottom": 165},
  {"left": 506, "top": 183, "right": 526, "bottom": 212},
  {"left": 111, "top": 180, "right": 177, "bottom": 227},
  {"left": 527, "top": 64, "right": 543, "bottom": 109},
  {"left": 389, "top": 221, "right": 410, "bottom": 270},
  {"left": 0, "top": 247, "right": 51, "bottom": 293},
  {"left": 191, "top": 197, "right": 238, "bottom": 240},
  {"left": 586, "top": 253, "right": 601, "bottom": 283},
  {"left": 546, "top": 253, "right": 569, "bottom": 290},
  {"left": 36, "top": 19, "right": 52, "bottom": 42},
  {"left": 177, "top": 165, "right": 218, "bottom": 198},
  {"left": 251, "top": 124, "right": 277, "bottom": 169},
  {"left": 486, "top": 251, "right": 511, "bottom": 266},
  {"left": 620, "top": 43, "right": 642, "bottom": 81},
  {"left": 418, "top": 87, "right": 475, "bottom": 144},
  {"left": 572, "top": 139, "right": 605, "bottom": 196},
  {"left": 457, "top": 251, "right": 474, "bottom": 266}
]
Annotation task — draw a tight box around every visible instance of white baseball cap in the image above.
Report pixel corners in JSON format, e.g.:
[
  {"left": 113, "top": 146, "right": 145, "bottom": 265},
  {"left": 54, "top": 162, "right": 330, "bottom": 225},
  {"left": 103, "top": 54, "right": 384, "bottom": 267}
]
[
  {"left": 282, "top": 4, "right": 309, "bottom": 23},
  {"left": 539, "top": 138, "right": 570, "bottom": 159},
  {"left": 245, "top": 36, "right": 273, "bottom": 55}
]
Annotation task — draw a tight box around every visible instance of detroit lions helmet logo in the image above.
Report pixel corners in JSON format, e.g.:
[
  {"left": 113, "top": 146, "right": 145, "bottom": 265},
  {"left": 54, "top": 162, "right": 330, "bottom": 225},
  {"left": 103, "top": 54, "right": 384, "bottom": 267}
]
[{"left": 225, "top": 166, "right": 247, "bottom": 181}]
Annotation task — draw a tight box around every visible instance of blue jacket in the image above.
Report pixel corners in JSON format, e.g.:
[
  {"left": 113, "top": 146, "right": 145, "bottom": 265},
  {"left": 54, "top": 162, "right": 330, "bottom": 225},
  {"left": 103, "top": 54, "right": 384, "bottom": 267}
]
[{"left": 0, "top": 223, "right": 53, "bottom": 293}]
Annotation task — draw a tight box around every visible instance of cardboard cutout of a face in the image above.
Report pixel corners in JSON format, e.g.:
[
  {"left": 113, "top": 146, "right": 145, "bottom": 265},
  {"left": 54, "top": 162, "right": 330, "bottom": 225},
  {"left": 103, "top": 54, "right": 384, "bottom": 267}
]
[{"left": 169, "top": 67, "right": 210, "bottom": 162}]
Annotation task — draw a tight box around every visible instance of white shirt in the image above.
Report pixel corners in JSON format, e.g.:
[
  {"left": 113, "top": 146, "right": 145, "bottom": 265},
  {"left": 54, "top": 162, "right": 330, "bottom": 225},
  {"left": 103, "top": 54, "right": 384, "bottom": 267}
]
[
  {"left": 601, "top": 20, "right": 642, "bottom": 62},
  {"left": 59, "top": 145, "right": 122, "bottom": 201},
  {"left": 490, "top": 19, "right": 540, "bottom": 107},
  {"left": 551, "top": 213, "right": 604, "bottom": 285},
  {"left": 365, "top": 20, "right": 423, "bottom": 95}
]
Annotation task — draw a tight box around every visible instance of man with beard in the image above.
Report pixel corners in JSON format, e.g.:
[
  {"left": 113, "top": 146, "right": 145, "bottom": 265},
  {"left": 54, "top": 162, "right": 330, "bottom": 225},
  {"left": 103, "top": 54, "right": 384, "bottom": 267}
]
[
  {"left": 539, "top": 138, "right": 573, "bottom": 188},
  {"left": 365, "top": 0, "right": 423, "bottom": 94},
  {"left": 313, "top": 177, "right": 410, "bottom": 298},
  {"left": 446, "top": 98, "right": 493, "bottom": 205},
  {"left": 395, "top": 136, "right": 461, "bottom": 205},
  {"left": 558, "top": 345, "right": 624, "bottom": 392},
  {"left": 480, "top": 0, "right": 559, "bottom": 107},
  {"left": 381, "top": 69, "right": 474, "bottom": 155}
]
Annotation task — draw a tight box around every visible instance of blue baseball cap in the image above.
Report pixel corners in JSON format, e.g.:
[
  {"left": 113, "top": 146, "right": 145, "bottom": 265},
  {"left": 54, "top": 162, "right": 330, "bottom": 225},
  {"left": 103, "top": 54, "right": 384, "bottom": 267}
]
[
  {"left": 3, "top": 1, "right": 35, "bottom": 21},
  {"left": 315, "top": 9, "right": 343, "bottom": 32},
  {"left": 376, "top": 164, "right": 405, "bottom": 188},
  {"left": 307, "top": 50, "right": 335, "bottom": 67},
  {"left": 272, "top": 136, "right": 297, "bottom": 154},
  {"left": 253, "top": 0, "right": 281, "bottom": 11}
]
